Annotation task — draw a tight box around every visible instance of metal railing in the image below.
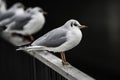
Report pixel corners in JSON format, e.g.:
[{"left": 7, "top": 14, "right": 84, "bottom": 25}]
[{"left": 0, "top": 32, "right": 95, "bottom": 80}]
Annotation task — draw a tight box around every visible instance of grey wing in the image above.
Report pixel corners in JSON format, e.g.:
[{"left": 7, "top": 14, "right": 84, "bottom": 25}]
[
  {"left": 32, "top": 28, "right": 67, "bottom": 47},
  {"left": 0, "top": 12, "right": 14, "bottom": 21},
  {"left": 12, "top": 13, "right": 31, "bottom": 21},
  {"left": 8, "top": 16, "right": 32, "bottom": 30},
  {"left": 0, "top": 14, "right": 28, "bottom": 26}
]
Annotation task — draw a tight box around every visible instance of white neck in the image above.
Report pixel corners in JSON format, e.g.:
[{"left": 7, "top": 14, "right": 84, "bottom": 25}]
[{"left": 15, "top": 8, "right": 24, "bottom": 15}]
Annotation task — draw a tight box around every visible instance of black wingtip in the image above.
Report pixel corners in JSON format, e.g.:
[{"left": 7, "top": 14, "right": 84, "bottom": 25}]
[{"left": 0, "top": 26, "right": 6, "bottom": 31}]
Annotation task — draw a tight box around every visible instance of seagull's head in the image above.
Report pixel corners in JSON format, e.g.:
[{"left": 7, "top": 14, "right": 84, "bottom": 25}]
[
  {"left": 33, "top": 7, "right": 47, "bottom": 14},
  {"left": 26, "top": 7, "right": 32, "bottom": 13},
  {"left": 12, "top": 2, "right": 24, "bottom": 9},
  {"left": 26, "top": 7, "right": 39, "bottom": 14},
  {"left": 65, "top": 19, "right": 87, "bottom": 29},
  {"left": 39, "top": 8, "right": 47, "bottom": 15},
  {"left": 30, "top": 7, "right": 47, "bottom": 14}
]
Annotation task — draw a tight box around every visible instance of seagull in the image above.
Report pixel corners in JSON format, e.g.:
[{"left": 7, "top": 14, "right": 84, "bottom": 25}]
[
  {"left": 0, "top": 2, "right": 25, "bottom": 32},
  {"left": 17, "top": 19, "right": 87, "bottom": 65},
  {"left": 0, "top": 0, "right": 7, "bottom": 14},
  {"left": 0, "top": 7, "right": 33, "bottom": 28},
  {"left": 4, "top": 7, "right": 46, "bottom": 42},
  {"left": 0, "top": 2, "right": 25, "bottom": 22}
]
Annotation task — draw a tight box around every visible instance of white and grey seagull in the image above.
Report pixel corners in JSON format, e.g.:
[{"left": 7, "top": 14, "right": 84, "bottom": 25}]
[
  {"left": 0, "top": 7, "right": 32, "bottom": 28},
  {"left": 17, "top": 19, "right": 86, "bottom": 65},
  {"left": 4, "top": 7, "right": 46, "bottom": 42},
  {"left": 0, "top": 2, "right": 24, "bottom": 31},
  {"left": 0, "top": 2, "right": 25, "bottom": 23}
]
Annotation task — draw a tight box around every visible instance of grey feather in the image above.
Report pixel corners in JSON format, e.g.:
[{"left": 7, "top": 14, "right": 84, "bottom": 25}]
[
  {"left": 8, "top": 14, "right": 31, "bottom": 30},
  {"left": 32, "top": 27, "right": 67, "bottom": 47},
  {"left": 0, "top": 12, "right": 14, "bottom": 21}
]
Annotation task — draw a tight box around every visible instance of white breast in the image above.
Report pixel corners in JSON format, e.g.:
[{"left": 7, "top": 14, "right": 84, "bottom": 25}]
[
  {"left": 15, "top": 8, "right": 24, "bottom": 15},
  {"left": 64, "top": 27, "right": 82, "bottom": 51},
  {"left": 23, "top": 13, "right": 45, "bottom": 35}
]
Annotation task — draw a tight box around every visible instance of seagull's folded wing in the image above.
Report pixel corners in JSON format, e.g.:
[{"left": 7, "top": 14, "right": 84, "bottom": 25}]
[
  {"left": 0, "top": 12, "right": 14, "bottom": 21},
  {"left": 6, "top": 15, "right": 32, "bottom": 30},
  {"left": 32, "top": 27, "right": 67, "bottom": 47}
]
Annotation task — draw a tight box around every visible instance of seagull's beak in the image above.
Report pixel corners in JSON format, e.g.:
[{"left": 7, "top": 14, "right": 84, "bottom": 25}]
[
  {"left": 43, "top": 11, "right": 47, "bottom": 15},
  {"left": 79, "top": 25, "right": 87, "bottom": 29}
]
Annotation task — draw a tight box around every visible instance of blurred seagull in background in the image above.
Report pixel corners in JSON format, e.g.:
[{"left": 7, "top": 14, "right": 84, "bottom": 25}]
[
  {"left": 17, "top": 19, "right": 87, "bottom": 65},
  {"left": 0, "top": 7, "right": 33, "bottom": 28},
  {"left": 0, "top": 2, "right": 24, "bottom": 22},
  {"left": 0, "top": 2, "right": 24, "bottom": 31},
  {"left": 4, "top": 7, "right": 46, "bottom": 42},
  {"left": 0, "top": 0, "right": 7, "bottom": 14}
]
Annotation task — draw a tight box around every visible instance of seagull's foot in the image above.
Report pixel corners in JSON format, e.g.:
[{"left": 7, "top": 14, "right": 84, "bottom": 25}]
[{"left": 62, "top": 61, "right": 69, "bottom": 65}]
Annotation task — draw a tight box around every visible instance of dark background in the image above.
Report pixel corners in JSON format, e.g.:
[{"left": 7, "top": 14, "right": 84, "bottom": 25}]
[{"left": 0, "top": 0, "right": 120, "bottom": 80}]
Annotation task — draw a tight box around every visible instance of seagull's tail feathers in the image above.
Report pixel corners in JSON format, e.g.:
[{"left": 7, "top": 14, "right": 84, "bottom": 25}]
[
  {"left": 16, "top": 46, "right": 45, "bottom": 51},
  {"left": 16, "top": 47, "right": 28, "bottom": 51}
]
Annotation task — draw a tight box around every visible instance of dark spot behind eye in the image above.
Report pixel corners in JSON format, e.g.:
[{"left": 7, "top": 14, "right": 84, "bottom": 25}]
[{"left": 71, "top": 22, "right": 74, "bottom": 27}]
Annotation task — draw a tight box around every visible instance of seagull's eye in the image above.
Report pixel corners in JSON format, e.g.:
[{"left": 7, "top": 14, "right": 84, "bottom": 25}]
[
  {"left": 39, "top": 9, "right": 43, "bottom": 12},
  {"left": 39, "top": 10, "right": 42, "bottom": 12},
  {"left": 73, "top": 23, "right": 78, "bottom": 26},
  {"left": 71, "top": 22, "right": 78, "bottom": 27},
  {"left": 18, "top": 5, "right": 22, "bottom": 8},
  {"left": 36, "top": 8, "right": 43, "bottom": 12}
]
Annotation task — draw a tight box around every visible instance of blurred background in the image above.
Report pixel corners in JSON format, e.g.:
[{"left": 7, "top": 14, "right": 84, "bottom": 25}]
[{"left": 0, "top": 0, "right": 120, "bottom": 80}]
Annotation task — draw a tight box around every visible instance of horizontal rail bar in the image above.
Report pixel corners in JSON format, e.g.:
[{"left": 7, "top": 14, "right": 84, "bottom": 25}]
[{"left": 0, "top": 32, "right": 95, "bottom": 80}]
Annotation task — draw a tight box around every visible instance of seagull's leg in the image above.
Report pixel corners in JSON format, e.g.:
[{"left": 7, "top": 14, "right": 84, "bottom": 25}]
[
  {"left": 22, "top": 35, "right": 34, "bottom": 42},
  {"left": 21, "top": 35, "right": 34, "bottom": 42},
  {"left": 11, "top": 33, "right": 33, "bottom": 42},
  {"left": 60, "top": 52, "right": 64, "bottom": 64},
  {"left": 29, "top": 35, "right": 34, "bottom": 42},
  {"left": 60, "top": 52, "right": 69, "bottom": 65}
]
